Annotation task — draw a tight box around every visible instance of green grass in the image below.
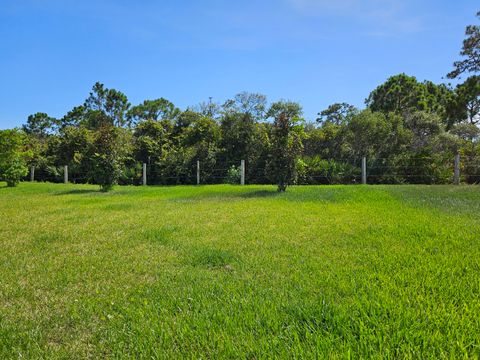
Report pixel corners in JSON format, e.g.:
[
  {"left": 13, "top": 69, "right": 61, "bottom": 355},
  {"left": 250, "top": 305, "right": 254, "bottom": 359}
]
[{"left": 0, "top": 182, "right": 479, "bottom": 359}]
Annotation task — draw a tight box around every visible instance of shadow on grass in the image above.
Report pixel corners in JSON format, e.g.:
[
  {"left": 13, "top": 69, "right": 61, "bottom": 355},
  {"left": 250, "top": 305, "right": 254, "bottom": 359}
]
[
  {"left": 168, "top": 185, "right": 391, "bottom": 205},
  {"left": 169, "top": 188, "right": 279, "bottom": 203},
  {"left": 54, "top": 189, "right": 100, "bottom": 195},
  {"left": 238, "top": 190, "right": 279, "bottom": 198}
]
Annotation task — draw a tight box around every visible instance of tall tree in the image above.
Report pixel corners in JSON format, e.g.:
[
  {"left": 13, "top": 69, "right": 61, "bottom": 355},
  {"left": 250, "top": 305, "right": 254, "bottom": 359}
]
[
  {"left": 220, "top": 92, "right": 267, "bottom": 165},
  {"left": 127, "top": 98, "right": 180, "bottom": 124},
  {"left": 344, "top": 110, "right": 398, "bottom": 162},
  {"left": 22, "top": 112, "right": 57, "bottom": 137},
  {"left": 455, "top": 76, "right": 480, "bottom": 124},
  {"left": 317, "top": 102, "right": 358, "bottom": 125},
  {"left": 403, "top": 111, "right": 443, "bottom": 151},
  {"left": 84, "top": 82, "right": 130, "bottom": 128},
  {"left": 53, "top": 126, "right": 93, "bottom": 169},
  {"left": 133, "top": 119, "right": 170, "bottom": 166},
  {"left": 182, "top": 115, "right": 220, "bottom": 147},
  {"left": 172, "top": 110, "right": 200, "bottom": 141},
  {"left": 222, "top": 92, "right": 267, "bottom": 120},
  {"left": 23, "top": 112, "right": 58, "bottom": 172},
  {"left": 60, "top": 106, "right": 86, "bottom": 129},
  {"left": 266, "top": 101, "right": 304, "bottom": 192},
  {"left": 195, "top": 98, "right": 221, "bottom": 119},
  {"left": 448, "top": 11, "right": 480, "bottom": 79},
  {"left": 366, "top": 74, "right": 452, "bottom": 119}
]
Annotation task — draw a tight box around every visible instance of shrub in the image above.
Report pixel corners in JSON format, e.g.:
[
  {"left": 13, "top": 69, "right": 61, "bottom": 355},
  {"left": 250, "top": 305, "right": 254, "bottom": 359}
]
[
  {"left": 368, "top": 153, "right": 454, "bottom": 184},
  {"left": 225, "top": 165, "right": 241, "bottom": 184},
  {"left": 90, "top": 126, "right": 126, "bottom": 192},
  {"left": 3, "top": 160, "right": 28, "bottom": 187},
  {"left": 0, "top": 129, "right": 30, "bottom": 187},
  {"left": 300, "top": 156, "right": 360, "bottom": 184}
]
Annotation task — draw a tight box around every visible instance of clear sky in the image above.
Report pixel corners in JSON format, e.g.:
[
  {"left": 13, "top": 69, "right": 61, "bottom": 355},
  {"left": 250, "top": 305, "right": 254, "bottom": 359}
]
[{"left": 0, "top": 0, "right": 478, "bottom": 129}]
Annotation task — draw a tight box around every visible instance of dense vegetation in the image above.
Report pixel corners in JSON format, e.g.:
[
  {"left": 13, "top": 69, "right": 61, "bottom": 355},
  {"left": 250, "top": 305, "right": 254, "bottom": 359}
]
[
  {"left": 1, "top": 12, "right": 479, "bottom": 191},
  {"left": 1, "top": 183, "right": 479, "bottom": 358}
]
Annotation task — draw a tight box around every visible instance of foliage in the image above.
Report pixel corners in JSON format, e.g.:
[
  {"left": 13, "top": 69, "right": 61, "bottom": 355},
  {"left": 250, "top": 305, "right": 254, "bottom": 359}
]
[
  {"left": 245, "top": 123, "right": 271, "bottom": 184},
  {"left": 316, "top": 102, "right": 358, "bottom": 125},
  {"left": 11, "top": 48, "right": 480, "bottom": 188},
  {"left": 127, "top": 98, "right": 180, "bottom": 124},
  {"left": 299, "top": 156, "right": 360, "bottom": 184},
  {"left": 0, "top": 129, "right": 30, "bottom": 187},
  {"left": 222, "top": 92, "right": 267, "bottom": 121},
  {"left": 194, "top": 98, "right": 221, "bottom": 119},
  {"left": 53, "top": 126, "right": 93, "bottom": 166},
  {"left": 225, "top": 165, "right": 241, "bottom": 184},
  {"left": 403, "top": 111, "right": 444, "bottom": 150},
  {"left": 220, "top": 111, "right": 256, "bottom": 164},
  {"left": 450, "top": 122, "right": 480, "bottom": 142},
  {"left": 22, "top": 112, "right": 57, "bottom": 137},
  {"left": 343, "top": 110, "right": 393, "bottom": 162},
  {"left": 366, "top": 73, "right": 453, "bottom": 119},
  {"left": 84, "top": 82, "right": 130, "bottom": 128},
  {"left": 454, "top": 76, "right": 480, "bottom": 124},
  {"left": 156, "top": 146, "right": 197, "bottom": 185},
  {"left": 133, "top": 119, "right": 170, "bottom": 165},
  {"left": 448, "top": 11, "right": 480, "bottom": 78},
  {"left": 60, "top": 106, "right": 86, "bottom": 129},
  {"left": 367, "top": 153, "right": 454, "bottom": 185},
  {"left": 90, "top": 125, "right": 127, "bottom": 191},
  {"left": 2, "top": 159, "right": 28, "bottom": 187},
  {"left": 266, "top": 101, "right": 305, "bottom": 191}
]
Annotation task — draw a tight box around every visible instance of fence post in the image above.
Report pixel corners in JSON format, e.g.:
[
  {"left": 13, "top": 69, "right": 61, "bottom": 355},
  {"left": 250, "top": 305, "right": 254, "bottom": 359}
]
[
  {"left": 30, "top": 166, "right": 35, "bottom": 182},
  {"left": 240, "top": 160, "right": 245, "bottom": 185},
  {"left": 197, "top": 160, "right": 200, "bottom": 185},
  {"left": 64, "top": 165, "right": 68, "bottom": 184},
  {"left": 361, "top": 157, "right": 367, "bottom": 185},
  {"left": 142, "top": 163, "right": 147, "bottom": 186},
  {"left": 454, "top": 154, "right": 460, "bottom": 185}
]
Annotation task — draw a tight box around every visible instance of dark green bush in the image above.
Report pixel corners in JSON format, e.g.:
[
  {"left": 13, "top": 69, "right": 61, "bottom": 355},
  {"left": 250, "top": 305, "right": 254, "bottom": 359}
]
[{"left": 300, "top": 156, "right": 360, "bottom": 184}]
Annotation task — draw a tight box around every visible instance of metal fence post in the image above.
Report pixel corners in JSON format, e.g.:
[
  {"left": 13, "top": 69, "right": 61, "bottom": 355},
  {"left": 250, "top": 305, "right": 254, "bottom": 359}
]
[
  {"left": 197, "top": 160, "right": 200, "bottom": 185},
  {"left": 142, "top": 163, "right": 147, "bottom": 186},
  {"left": 362, "top": 157, "right": 367, "bottom": 185},
  {"left": 64, "top": 165, "right": 68, "bottom": 184},
  {"left": 240, "top": 160, "right": 245, "bottom": 185},
  {"left": 454, "top": 154, "right": 460, "bottom": 185},
  {"left": 30, "top": 166, "right": 35, "bottom": 182}
]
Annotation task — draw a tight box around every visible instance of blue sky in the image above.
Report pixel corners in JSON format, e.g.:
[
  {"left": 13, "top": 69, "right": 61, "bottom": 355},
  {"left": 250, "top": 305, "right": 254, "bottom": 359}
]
[{"left": 0, "top": 0, "right": 478, "bottom": 128}]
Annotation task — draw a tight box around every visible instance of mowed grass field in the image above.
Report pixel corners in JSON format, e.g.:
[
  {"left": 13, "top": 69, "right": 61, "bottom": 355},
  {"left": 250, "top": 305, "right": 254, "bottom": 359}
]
[{"left": 0, "top": 183, "right": 479, "bottom": 359}]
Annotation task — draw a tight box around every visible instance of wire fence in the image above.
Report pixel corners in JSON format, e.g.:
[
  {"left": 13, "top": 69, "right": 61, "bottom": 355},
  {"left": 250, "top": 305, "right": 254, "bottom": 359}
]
[{"left": 15, "top": 154, "right": 480, "bottom": 186}]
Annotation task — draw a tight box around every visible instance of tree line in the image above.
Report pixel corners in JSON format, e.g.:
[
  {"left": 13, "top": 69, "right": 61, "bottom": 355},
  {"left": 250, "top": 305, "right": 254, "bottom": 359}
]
[{"left": 1, "top": 11, "right": 479, "bottom": 191}]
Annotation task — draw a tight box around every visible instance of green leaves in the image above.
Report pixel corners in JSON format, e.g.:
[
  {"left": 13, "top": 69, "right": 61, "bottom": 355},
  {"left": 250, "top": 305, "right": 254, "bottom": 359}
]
[
  {"left": 266, "top": 101, "right": 305, "bottom": 191},
  {"left": 3, "top": 159, "right": 28, "bottom": 187},
  {"left": 453, "top": 75, "right": 480, "bottom": 124},
  {"left": 84, "top": 82, "right": 130, "bottom": 128},
  {"left": 89, "top": 126, "right": 128, "bottom": 191},
  {"left": 22, "top": 112, "right": 57, "bottom": 137},
  {"left": 366, "top": 74, "right": 452, "bottom": 118},
  {"left": 127, "top": 98, "right": 180, "bottom": 124},
  {"left": 0, "top": 129, "right": 30, "bottom": 187},
  {"left": 447, "top": 11, "right": 480, "bottom": 79}
]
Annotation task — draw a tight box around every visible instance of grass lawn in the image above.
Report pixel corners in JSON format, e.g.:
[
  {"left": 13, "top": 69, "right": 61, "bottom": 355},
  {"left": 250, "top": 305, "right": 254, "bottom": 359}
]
[{"left": 0, "top": 182, "right": 479, "bottom": 358}]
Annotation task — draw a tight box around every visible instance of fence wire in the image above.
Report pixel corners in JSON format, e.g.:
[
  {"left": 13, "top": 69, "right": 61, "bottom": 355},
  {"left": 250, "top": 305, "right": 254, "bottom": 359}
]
[{"left": 16, "top": 155, "right": 480, "bottom": 186}]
